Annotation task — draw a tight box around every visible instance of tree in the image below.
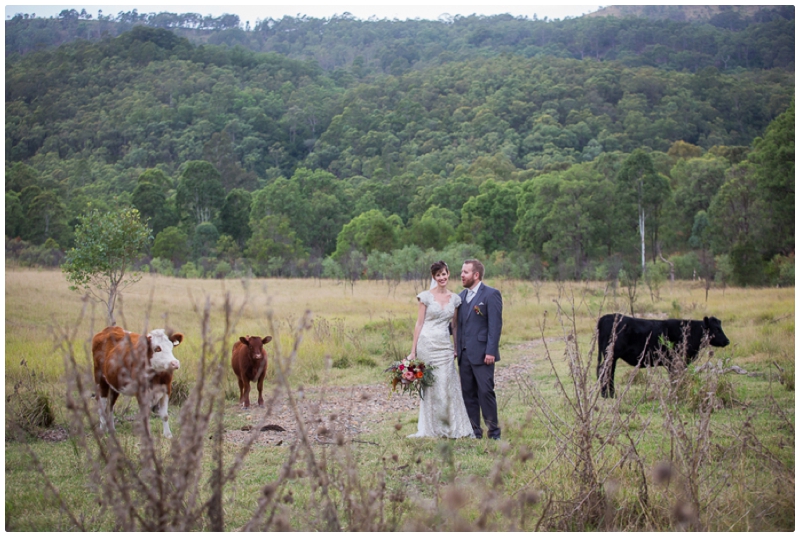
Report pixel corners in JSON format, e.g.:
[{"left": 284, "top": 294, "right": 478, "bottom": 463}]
[
  {"left": 456, "top": 179, "right": 520, "bottom": 254},
  {"left": 132, "top": 181, "right": 176, "bottom": 235},
  {"left": 5, "top": 192, "right": 25, "bottom": 238},
  {"left": 219, "top": 188, "right": 252, "bottom": 246},
  {"left": 152, "top": 226, "right": 190, "bottom": 266},
  {"left": 246, "top": 215, "right": 303, "bottom": 274},
  {"left": 175, "top": 161, "right": 225, "bottom": 225},
  {"left": 616, "top": 149, "right": 666, "bottom": 274},
  {"left": 405, "top": 205, "right": 457, "bottom": 250},
  {"left": 23, "top": 190, "right": 71, "bottom": 246},
  {"left": 62, "top": 208, "right": 152, "bottom": 325},
  {"left": 750, "top": 100, "right": 794, "bottom": 256},
  {"left": 333, "top": 210, "right": 400, "bottom": 261},
  {"left": 6, "top": 162, "right": 39, "bottom": 193},
  {"left": 192, "top": 222, "right": 220, "bottom": 260}
]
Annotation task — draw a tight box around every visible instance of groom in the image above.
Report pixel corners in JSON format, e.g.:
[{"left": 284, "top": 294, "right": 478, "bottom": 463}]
[{"left": 456, "top": 259, "right": 502, "bottom": 440}]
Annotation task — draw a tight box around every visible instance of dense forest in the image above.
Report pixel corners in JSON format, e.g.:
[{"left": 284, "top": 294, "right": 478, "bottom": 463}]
[{"left": 5, "top": 7, "right": 795, "bottom": 287}]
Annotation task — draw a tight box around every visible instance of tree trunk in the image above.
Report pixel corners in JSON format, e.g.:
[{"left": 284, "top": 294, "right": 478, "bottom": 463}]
[{"left": 639, "top": 206, "right": 646, "bottom": 275}]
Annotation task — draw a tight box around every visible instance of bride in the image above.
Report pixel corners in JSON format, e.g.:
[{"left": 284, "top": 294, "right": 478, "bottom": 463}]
[{"left": 407, "top": 261, "right": 474, "bottom": 438}]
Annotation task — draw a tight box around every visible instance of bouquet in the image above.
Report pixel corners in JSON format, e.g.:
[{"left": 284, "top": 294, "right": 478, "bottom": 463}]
[{"left": 385, "top": 356, "right": 436, "bottom": 399}]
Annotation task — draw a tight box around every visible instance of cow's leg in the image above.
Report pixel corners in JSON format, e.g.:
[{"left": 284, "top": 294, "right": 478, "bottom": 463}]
[
  {"left": 156, "top": 393, "right": 172, "bottom": 438},
  {"left": 97, "top": 380, "right": 111, "bottom": 433},
  {"left": 237, "top": 376, "right": 245, "bottom": 407},
  {"left": 107, "top": 390, "right": 120, "bottom": 433},
  {"left": 242, "top": 380, "right": 251, "bottom": 409},
  {"left": 257, "top": 373, "right": 265, "bottom": 408},
  {"left": 599, "top": 355, "right": 617, "bottom": 399}
]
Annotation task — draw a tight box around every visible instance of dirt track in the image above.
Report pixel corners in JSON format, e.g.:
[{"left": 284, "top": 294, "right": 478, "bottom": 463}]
[{"left": 223, "top": 340, "right": 553, "bottom": 447}]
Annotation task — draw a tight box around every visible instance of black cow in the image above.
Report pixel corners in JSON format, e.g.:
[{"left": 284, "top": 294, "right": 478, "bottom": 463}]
[{"left": 596, "top": 314, "right": 730, "bottom": 398}]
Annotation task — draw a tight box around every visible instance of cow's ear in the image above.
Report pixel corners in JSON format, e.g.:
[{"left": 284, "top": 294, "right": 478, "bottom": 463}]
[
  {"left": 240, "top": 336, "right": 249, "bottom": 345},
  {"left": 262, "top": 336, "right": 273, "bottom": 344},
  {"left": 171, "top": 333, "right": 184, "bottom": 346},
  {"left": 703, "top": 316, "right": 710, "bottom": 326}
]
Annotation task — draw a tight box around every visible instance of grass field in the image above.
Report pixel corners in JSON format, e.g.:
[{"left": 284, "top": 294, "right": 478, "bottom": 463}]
[{"left": 4, "top": 267, "right": 795, "bottom": 530}]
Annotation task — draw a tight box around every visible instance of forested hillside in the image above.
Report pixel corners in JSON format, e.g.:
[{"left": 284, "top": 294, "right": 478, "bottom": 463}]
[{"left": 5, "top": 10, "right": 795, "bottom": 287}]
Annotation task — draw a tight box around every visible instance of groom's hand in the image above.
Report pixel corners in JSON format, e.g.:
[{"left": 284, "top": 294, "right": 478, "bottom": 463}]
[{"left": 484, "top": 354, "right": 496, "bottom": 365}]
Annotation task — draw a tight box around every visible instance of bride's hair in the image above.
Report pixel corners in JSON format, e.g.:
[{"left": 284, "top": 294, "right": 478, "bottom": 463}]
[{"left": 430, "top": 260, "right": 448, "bottom": 276}]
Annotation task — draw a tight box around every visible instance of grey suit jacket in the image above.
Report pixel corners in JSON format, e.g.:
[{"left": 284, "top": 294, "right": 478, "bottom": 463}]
[{"left": 456, "top": 283, "right": 503, "bottom": 365}]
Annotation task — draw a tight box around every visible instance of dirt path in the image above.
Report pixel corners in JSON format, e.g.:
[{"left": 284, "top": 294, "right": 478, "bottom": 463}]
[{"left": 224, "top": 339, "right": 557, "bottom": 446}]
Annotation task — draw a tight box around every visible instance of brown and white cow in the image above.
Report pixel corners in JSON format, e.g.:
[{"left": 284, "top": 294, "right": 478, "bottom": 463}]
[
  {"left": 231, "top": 335, "right": 273, "bottom": 408},
  {"left": 92, "top": 326, "right": 184, "bottom": 438}
]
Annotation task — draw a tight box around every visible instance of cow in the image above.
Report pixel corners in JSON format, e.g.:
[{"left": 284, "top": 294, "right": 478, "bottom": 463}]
[
  {"left": 92, "top": 326, "right": 184, "bottom": 437},
  {"left": 596, "top": 314, "right": 730, "bottom": 398},
  {"left": 231, "top": 335, "right": 273, "bottom": 409}
]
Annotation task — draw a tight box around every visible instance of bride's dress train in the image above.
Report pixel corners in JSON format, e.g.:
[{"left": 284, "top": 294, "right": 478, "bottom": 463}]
[{"left": 408, "top": 291, "right": 474, "bottom": 439}]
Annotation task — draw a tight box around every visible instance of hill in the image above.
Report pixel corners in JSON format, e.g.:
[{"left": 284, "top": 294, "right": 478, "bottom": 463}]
[{"left": 588, "top": 5, "right": 793, "bottom": 23}]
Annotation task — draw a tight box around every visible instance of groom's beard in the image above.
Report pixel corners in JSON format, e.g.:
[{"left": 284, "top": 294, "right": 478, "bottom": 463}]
[{"left": 461, "top": 275, "right": 477, "bottom": 288}]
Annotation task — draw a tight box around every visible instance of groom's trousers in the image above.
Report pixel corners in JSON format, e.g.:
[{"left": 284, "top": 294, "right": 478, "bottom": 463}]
[{"left": 458, "top": 359, "right": 500, "bottom": 439}]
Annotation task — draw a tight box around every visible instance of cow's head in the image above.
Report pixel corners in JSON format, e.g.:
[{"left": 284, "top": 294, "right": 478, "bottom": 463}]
[
  {"left": 704, "top": 317, "right": 730, "bottom": 347},
  {"left": 239, "top": 335, "right": 273, "bottom": 361},
  {"left": 148, "top": 329, "right": 183, "bottom": 372}
]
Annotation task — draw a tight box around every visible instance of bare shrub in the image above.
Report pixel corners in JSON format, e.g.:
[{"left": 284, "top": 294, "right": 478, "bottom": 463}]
[
  {"left": 772, "top": 360, "right": 795, "bottom": 391},
  {"left": 520, "top": 295, "right": 655, "bottom": 530},
  {"left": 6, "top": 360, "right": 56, "bottom": 439}
]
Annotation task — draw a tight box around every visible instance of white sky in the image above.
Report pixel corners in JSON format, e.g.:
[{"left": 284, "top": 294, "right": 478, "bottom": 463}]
[{"left": 6, "top": 3, "right": 603, "bottom": 23}]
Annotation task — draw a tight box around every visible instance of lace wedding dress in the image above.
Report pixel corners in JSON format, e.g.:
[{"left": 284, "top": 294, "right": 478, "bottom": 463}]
[{"left": 408, "top": 291, "right": 474, "bottom": 439}]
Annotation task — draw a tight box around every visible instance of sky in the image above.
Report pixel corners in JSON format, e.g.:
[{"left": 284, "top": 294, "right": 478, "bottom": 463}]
[{"left": 6, "top": 2, "right": 603, "bottom": 23}]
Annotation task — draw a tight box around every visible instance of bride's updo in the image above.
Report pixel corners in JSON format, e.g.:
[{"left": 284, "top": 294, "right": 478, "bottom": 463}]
[{"left": 430, "top": 260, "right": 448, "bottom": 275}]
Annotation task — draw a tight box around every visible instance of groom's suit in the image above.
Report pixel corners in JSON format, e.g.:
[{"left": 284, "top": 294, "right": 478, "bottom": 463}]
[{"left": 456, "top": 282, "right": 502, "bottom": 439}]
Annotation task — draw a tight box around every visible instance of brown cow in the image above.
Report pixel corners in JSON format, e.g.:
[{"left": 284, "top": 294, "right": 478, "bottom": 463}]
[
  {"left": 231, "top": 335, "right": 273, "bottom": 408},
  {"left": 92, "top": 326, "right": 184, "bottom": 437}
]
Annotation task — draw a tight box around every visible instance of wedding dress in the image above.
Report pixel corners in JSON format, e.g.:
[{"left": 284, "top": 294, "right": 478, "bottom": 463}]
[{"left": 408, "top": 290, "right": 474, "bottom": 439}]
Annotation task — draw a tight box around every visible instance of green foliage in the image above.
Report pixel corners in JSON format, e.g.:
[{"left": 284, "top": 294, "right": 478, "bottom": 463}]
[
  {"left": 132, "top": 179, "right": 177, "bottom": 234},
  {"left": 2, "top": 18, "right": 794, "bottom": 281},
  {"left": 334, "top": 210, "right": 401, "bottom": 260},
  {"left": 707, "top": 163, "right": 769, "bottom": 255},
  {"left": 62, "top": 208, "right": 151, "bottom": 324},
  {"left": 246, "top": 215, "right": 303, "bottom": 274},
  {"left": 150, "top": 256, "right": 176, "bottom": 276},
  {"left": 5, "top": 192, "right": 25, "bottom": 238},
  {"left": 219, "top": 189, "right": 252, "bottom": 246},
  {"left": 23, "top": 190, "right": 71, "bottom": 246},
  {"left": 175, "top": 161, "right": 225, "bottom": 225},
  {"left": 670, "top": 252, "right": 702, "bottom": 280},
  {"left": 192, "top": 222, "right": 220, "bottom": 259},
  {"left": 405, "top": 206, "right": 457, "bottom": 250},
  {"left": 178, "top": 261, "right": 203, "bottom": 278},
  {"left": 729, "top": 238, "right": 765, "bottom": 287},
  {"left": 765, "top": 254, "right": 794, "bottom": 287},
  {"left": 750, "top": 100, "right": 794, "bottom": 256},
  {"left": 457, "top": 179, "right": 520, "bottom": 254},
  {"left": 152, "top": 226, "right": 190, "bottom": 266}
]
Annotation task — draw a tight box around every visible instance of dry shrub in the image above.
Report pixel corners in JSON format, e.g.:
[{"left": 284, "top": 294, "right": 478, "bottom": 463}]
[
  {"left": 519, "top": 295, "right": 656, "bottom": 531},
  {"left": 6, "top": 360, "right": 56, "bottom": 440},
  {"left": 773, "top": 360, "right": 794, "bottom": 391}
]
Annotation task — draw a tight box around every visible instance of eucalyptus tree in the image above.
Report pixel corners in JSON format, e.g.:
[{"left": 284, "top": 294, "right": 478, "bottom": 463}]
[{"left": 616, "top": 149, "right": 671, "bottom": 273}]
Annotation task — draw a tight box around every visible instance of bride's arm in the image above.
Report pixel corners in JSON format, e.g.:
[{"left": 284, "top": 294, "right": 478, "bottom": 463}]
[{"left": 410, "top": 300, "right": 427, "bottom": 359}]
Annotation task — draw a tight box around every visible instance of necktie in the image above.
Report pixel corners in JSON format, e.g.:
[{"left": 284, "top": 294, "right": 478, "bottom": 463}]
[{"left": 467, "top": 289, "right": 475, "bottom": 303}]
